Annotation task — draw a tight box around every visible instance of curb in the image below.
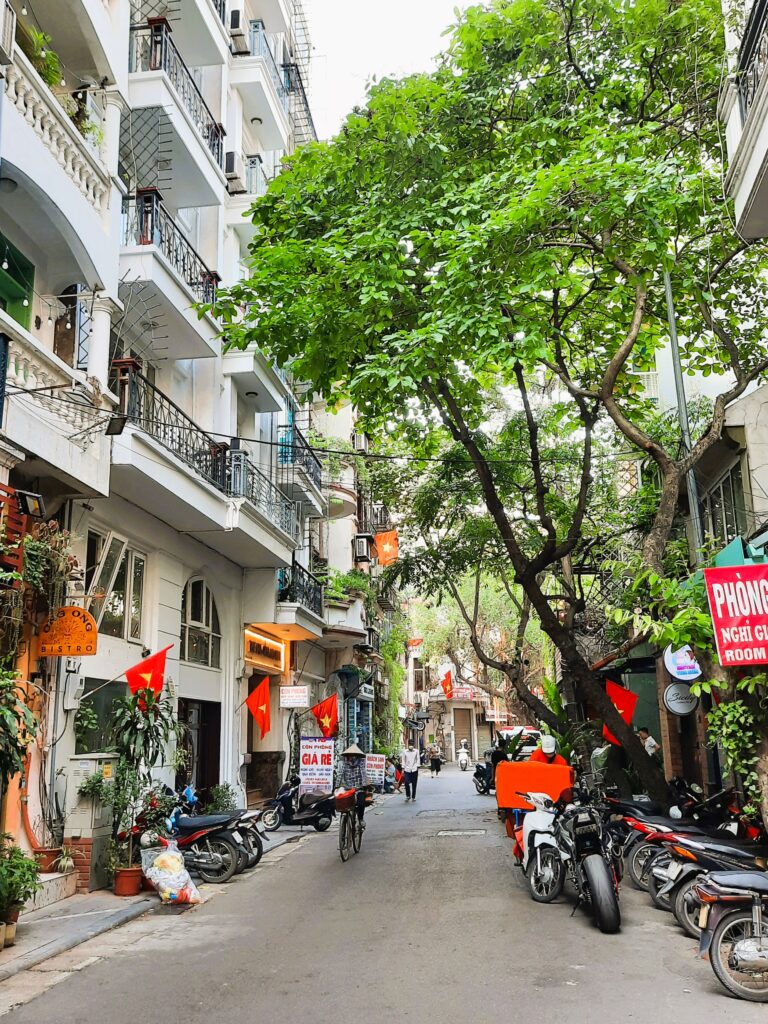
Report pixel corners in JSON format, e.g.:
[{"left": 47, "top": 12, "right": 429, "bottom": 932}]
[{"left": 0, "top": 895, "right": 157, "bottom": 985}]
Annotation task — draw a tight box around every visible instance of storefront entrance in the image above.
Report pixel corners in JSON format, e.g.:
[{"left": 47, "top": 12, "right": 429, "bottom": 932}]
[
  {"left": 453, "top": 707, "right": 473, "bottom": 758},
  {"left": 177, "top": 698, "right": 221, "bottom": 798}
]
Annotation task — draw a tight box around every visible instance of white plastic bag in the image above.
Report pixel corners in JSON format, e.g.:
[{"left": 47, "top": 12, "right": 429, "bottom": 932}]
[{"left": 141, "top": 841, "right": 201, "bottom": 905}]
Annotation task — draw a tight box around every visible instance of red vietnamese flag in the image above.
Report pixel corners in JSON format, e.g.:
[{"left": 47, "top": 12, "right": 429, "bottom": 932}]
[
  {"left": 440, "top": 669, "right": 454, "bottom": 700},
  {"left": 602, "top": 679, "right": 639, "bottom": 746},
  {"left": 375, "top": 530, "right": 399, "bottom": 567},
  {"left": 246, "top": 676, "right": 271, "bottom": 740},
  {"left": 125, "top": 645, "right": 173, "bottom": 695},
  {"left": 311, "top": 694, "right": 339, "bottom": 738},
  {"left": 406, "top": 638, "right": 424, "bottom": 648}
]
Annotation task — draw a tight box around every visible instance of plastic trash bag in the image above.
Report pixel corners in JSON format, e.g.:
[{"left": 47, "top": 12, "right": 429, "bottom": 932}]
[{"left": 141, "top": 841, "right": 201, "bottom": 905}]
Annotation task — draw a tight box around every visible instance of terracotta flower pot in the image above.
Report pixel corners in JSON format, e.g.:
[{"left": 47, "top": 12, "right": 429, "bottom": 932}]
[
  {"left": 113, "top": 866, "right": 143, "bottom": 897},
  {"left": 34, "top": 847, "right": 62, "bottom": 873}
]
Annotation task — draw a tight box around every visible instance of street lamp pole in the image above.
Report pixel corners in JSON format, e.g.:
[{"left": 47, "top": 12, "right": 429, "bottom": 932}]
[{"left": 663, "top": 268, "right": 705, "bottom": 561}]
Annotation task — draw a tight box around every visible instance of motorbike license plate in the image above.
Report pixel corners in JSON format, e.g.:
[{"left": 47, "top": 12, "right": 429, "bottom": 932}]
[
  {"left": 231, "top": 830, "right": 243, "bottom": 843},
  {"left": 667, "top": 861, "right": 682, "bottom": 881},
  {"left": 698, "top": 905, "right": 709, "bottom": 929}
]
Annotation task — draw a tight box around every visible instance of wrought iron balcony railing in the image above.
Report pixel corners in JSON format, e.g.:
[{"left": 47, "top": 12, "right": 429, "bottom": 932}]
[
  {"left": 129, "top": 21, "right": 224, "bottom": 166},
  {"left": 277, "top": 561, "right": 323, "bottom": 617},
  {"left": 277, "top": 424, "right": 322, "bottom": 490},
  {"left": 247, "top": 21, "right": 289, "bottom": 113},
  {"left": 227, "top": 447, "right": 297, "bottom": 539},
  {"left": 122, "top": 192, "right": 218, "bottom": 306},
  {"left": 114, "top": 363, "right": 297, "bottom": 538},
  {"left": 213, "top": 0, "right": 227, "bottom": 25},
  {"left": 366, "top": 627, "right": 381, "bottom": 653},
  {"left": 114, "top": 361, "right": 228, "bottom": 488},
  {"left": 246, "top": 155, "right": 268, "bottom": 196}
]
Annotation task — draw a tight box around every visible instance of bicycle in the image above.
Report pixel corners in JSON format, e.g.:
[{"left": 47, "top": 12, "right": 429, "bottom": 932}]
[{"left": 336, "top": 788, "right": 370, "bottom": 861}]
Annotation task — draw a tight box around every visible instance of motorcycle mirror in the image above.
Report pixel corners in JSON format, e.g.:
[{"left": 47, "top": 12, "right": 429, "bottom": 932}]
[{"left": 690, "top": 783, "right": 703, "bottom": 795}]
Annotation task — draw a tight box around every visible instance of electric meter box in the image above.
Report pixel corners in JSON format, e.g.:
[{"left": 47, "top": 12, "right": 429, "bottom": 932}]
[{"left": 66, "top": 754, "right": 118, "bottom": 837}]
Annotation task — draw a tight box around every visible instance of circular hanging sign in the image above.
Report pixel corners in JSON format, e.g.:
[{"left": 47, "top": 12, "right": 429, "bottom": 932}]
[
  {"left": 663, "top": 644, "right": 702, "bottom": 682},
  {"left": 663, "top": 682, "right": 699, "bottom": 716}
]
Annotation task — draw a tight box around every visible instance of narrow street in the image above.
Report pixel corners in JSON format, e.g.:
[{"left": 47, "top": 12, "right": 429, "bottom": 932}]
[{"left": 3, "top": 767, "right": 763, "bottom": 1023}]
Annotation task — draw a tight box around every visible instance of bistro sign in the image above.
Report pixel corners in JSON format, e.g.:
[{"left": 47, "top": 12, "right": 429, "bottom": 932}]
[{"left": 704, "top": 564, "right": 768, "bottom": 666}]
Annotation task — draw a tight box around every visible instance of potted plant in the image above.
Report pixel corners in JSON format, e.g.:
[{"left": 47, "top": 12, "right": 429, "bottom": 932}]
[
  {"left": 0, "top": 834, "right": 41, "bottom": 946},
  {"left": 106, "top": 689, "right": 179, "bottom": 896}
]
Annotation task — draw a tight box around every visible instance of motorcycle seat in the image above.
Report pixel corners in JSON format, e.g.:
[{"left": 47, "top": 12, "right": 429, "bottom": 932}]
[
  {"left": 299, "top": 792, "right": 331, "bottom": 809},
  {"left": 176, "top": 814, "right": 235, "bottom": 829},
  {"left": 708, "top": 871, "right": 768, "bottom": 894}
]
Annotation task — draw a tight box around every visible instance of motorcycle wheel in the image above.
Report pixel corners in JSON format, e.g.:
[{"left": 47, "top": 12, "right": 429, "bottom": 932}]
[
  {"left": 241, "top": 828, "right": 263, "bottom": 868},
  {"left": 526, "top": 848, "right": 565, "bottom": 903},
  {"left": 193, "top": 837, "right": 238, "bottom": 884},
  {"left": 710, "top": 909, "right": 768, "bottom": 1002},
  {"left": 313, "top": 816, "right": 332, "bottom": 832},
  {"left": 627, "top": 841, "right": 656, "bottom": 891},
  {"left": 473, "top": 778, "right": 484, "bottom": 794},
  {"left": 583, "top": 854, "right": 621, "bottom": 934},
  {"left": 647, "top": 855, "right": 673, "bottom": 911},
  {"left": 261, "top": 806, "right": 283, "bottom": 832},
  {"left": 673, "top": 875, "right": 702, "bottom": 939},
  {"left": 234, "top": 844, "right": 249, "bottom": 874}
]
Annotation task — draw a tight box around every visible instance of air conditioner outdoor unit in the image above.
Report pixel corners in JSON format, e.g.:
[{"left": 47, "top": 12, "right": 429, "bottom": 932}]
[
  {"left": 0, "top": 1, "right": 15, "bottom": 66},
  {"left": 352, "top": 432, "right": 369, "bottom": 454},
  {"left": 225, "top": 151, "right": 246, "bottom": 193},
  {"left": 353, "top": 534, "right": 371, "bottom": 563},
  {"left": 229, "top": 9, "right": 250, "bottom": 54}
]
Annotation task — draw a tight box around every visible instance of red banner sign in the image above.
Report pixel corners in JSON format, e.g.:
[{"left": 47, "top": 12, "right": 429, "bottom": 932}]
[{"left": 704, "top": 564, "right": 768, "bottom": 666}]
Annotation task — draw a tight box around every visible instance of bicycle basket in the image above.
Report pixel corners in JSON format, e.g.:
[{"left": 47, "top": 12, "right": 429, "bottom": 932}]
[{"left": 335, "top": 789, "right": 356, "bottom": 812}]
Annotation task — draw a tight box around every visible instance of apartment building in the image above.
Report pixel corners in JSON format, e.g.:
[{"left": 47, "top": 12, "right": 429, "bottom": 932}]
[{"left": 0, "top": 0, "right": 375, "bottom": 887}]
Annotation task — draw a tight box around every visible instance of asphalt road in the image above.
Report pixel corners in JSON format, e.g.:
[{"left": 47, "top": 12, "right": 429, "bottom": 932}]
[{"left": 5, "top": 766, "right": 766, "bottom": 1022}]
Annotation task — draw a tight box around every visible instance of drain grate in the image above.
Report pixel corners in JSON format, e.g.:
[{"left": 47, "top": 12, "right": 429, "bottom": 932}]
[{"left": 436, "top": 829, "right": 486, "bottom": 837}]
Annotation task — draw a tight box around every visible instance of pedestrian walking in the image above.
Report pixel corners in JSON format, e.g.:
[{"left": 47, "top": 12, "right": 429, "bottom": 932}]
[
  {"left": 401, "top": 741, "right": 420, "bottom": 801},
  {"left": 429, "top": 742, "right": 442, "bottom": 778}
]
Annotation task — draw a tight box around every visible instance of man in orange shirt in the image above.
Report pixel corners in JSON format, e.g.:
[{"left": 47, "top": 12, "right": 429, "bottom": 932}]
[{"left": 529, "top": 735, "right": 568, "bottom": 765}]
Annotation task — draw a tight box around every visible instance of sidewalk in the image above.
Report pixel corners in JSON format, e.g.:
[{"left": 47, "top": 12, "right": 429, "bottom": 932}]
[{"left": 0, "top": 828, "right": 300, "bottom": 985}]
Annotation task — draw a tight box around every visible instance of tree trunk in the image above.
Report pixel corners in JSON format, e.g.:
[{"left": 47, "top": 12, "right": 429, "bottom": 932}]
[{"left": 756, "top": 732, "right": 768, "bottom": 833}]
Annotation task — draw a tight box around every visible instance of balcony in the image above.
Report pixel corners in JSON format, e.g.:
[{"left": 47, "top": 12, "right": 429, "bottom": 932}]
[
  {"left": 277, "top": 425, "right": 325, "bottom": 513},
  {"left": 112, "top": 362, "right": 298, "bottom": 566},
  {"left": 721, "top": 0, "right": 768, "bottom": 237},
  {"left": 120, "top": 191, "right": 220, "bottom": 359},
  {"left": 221, "top": 343, "right": 291, "bottom": 412},
  {"left": 159, "top": 1, "right": 231, "bottom": 68},
  {"left": 127, "top": 21, "right": 226, "bottom": 208},
  {"left": 2, "top": 48, "right": 114, "bottom": 294},
  {"left": 229, "top": 21, "right": 290, "bottom": 149},
  {"left": 327, "top": 463, "right": 357, "bottom": 519},
  {"left": 0, "top": 308, "right": 109, "bottom": 495},
  {"left": 242, "top": 560, "right": 324, "bottom": 641},
  {"left": 226, "top": 155, "right": 269, "bottom": 247},
  {"left": 24, "top": 1, "right": 126, "bottom": 90}
]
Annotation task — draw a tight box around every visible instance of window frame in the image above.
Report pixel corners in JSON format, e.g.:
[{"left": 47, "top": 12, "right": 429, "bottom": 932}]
[
  {"left": 702, "top": 458, "right": 749, "bottom": 547},
  {"left": 180, "top": 577, "right": 222, "bottom": 669},
  {"left": 87, "top": 529, "right": 147, "bottom": 643}
]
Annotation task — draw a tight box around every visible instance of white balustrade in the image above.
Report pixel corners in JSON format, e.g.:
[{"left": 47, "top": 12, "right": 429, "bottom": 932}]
[{"left": 4, "top": 50, "right": 110, "bottom": 214}]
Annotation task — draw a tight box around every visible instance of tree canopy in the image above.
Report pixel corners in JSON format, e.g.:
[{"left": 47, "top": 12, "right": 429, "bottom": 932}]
[{"left": 214, "top": 0, "right": 768, "bottom": 801}]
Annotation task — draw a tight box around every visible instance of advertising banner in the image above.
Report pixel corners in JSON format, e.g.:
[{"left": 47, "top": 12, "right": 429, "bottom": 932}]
[
  {"left": 365, "top": 753, "right": 386, "bottom": 787},
  {"left": 486, "top": 709, "right": 509, "bottom": 723},
  {"left": 299, "top": 736, "right": 335, "bottom": 796},
  {"left": 279, "top": 685, "right": 310, "bottom": 708},
  {"left": 704, "top": 564, "right": 768, "bottom": 667},
  {"left": 451, "top": 686, "right": 474, "bottom": 701}
]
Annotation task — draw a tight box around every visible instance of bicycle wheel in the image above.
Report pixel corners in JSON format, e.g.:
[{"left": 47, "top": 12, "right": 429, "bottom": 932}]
[
  {"left": 339, "top": 811, "right": 352, "bottom": 862},
  {"left": 352, "top": 814, "right": 363, "bottom": 854}
]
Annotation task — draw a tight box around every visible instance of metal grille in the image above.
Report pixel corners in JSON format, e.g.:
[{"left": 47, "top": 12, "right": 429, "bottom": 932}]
[
  {"left": 0, "top": 0, "right": 15, "bottom": 65},
  {"left": 248, "top": 22, "right": 289, "bottom": 113},
  {"left": 129, "top": 22, "right": 224, "bottom": 166},
  {"left": 227, "top": 450, "right": 297, "bottom": 539},
  {"left": 122, "top": 192, "right": 217, "bottom": 306},
  {"left": 277, "top": 560, "right": 323, "bottom": 615},
  {"left": 277, "top": 424, "right": 322, "bottom": 489}
]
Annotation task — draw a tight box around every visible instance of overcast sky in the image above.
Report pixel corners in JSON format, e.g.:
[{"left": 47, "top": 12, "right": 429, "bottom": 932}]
[{"left": 304, "top": 1, "right": 476, "bottom": 140}]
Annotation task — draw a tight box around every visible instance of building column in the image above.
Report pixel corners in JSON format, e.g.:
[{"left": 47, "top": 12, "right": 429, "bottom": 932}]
[
  {"left": 87, "top": 298, "right": 118, "bottom": 392},
  {"left": 102, "top": 90, "right": 125, "bottom": 181},
  {"left": 0, "top": 441, "right": 25, "bottom": 486}
]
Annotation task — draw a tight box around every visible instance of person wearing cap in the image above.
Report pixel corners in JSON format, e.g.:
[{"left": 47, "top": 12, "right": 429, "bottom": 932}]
[
  {"left": 529, "top": 735, "right": 568, "bottom": 765},
  {"left": 339, "top": 743, "right": 368, "bottom": 824}
]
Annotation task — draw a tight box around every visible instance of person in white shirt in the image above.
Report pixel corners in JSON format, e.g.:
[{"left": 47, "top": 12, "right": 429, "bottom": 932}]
[
  {"left": 638, "top": 727, "right": 660, "bottom": 756},
  {"left": 401, "top": 742, "right": 421, "bottom": 801}
]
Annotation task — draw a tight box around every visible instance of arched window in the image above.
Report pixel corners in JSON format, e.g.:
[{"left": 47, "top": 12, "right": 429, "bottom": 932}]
[{"left": 180, "top": 578, "right": 221, "bottom": 668}]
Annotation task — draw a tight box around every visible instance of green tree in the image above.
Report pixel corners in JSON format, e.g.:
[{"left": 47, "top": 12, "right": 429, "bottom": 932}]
[{"left": 213, "top": 0, "right": 768, "bottom": 801}]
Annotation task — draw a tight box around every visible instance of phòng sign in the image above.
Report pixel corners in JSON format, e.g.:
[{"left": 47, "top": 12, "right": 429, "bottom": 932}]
[{"left": 704, "top": 564, "right": 768, "bottom": 666}]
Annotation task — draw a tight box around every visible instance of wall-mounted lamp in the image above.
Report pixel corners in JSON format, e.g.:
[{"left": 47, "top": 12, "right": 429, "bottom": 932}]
[
  {"left": 105, "top": 414, "right": 128, "bottom": 436},
  {"left": 16, "top": 491, "right": 46, "bottom": 518}
]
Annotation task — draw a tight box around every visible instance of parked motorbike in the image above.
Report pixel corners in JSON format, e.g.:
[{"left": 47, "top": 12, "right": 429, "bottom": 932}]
[
  {"left": 161, "top": 808, "right": 248, "bottom": 884},
  {"left": 262, "top": 774, "right": 335, "bottom": 832},
  {"left": 473, "top": 760, "right": 493, "bottom": 794},
  {"left": 647, "top": 831, "right": 768, "bottom": 937},
  {"left": 515, "top": 789, "right": 621, "bottom": 933},
  {"left": 178, "top": 786, "right": 268, "bottom": 871},
  {"left": 696, "top": 871, "right": 768, "bottom": 1002}
]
